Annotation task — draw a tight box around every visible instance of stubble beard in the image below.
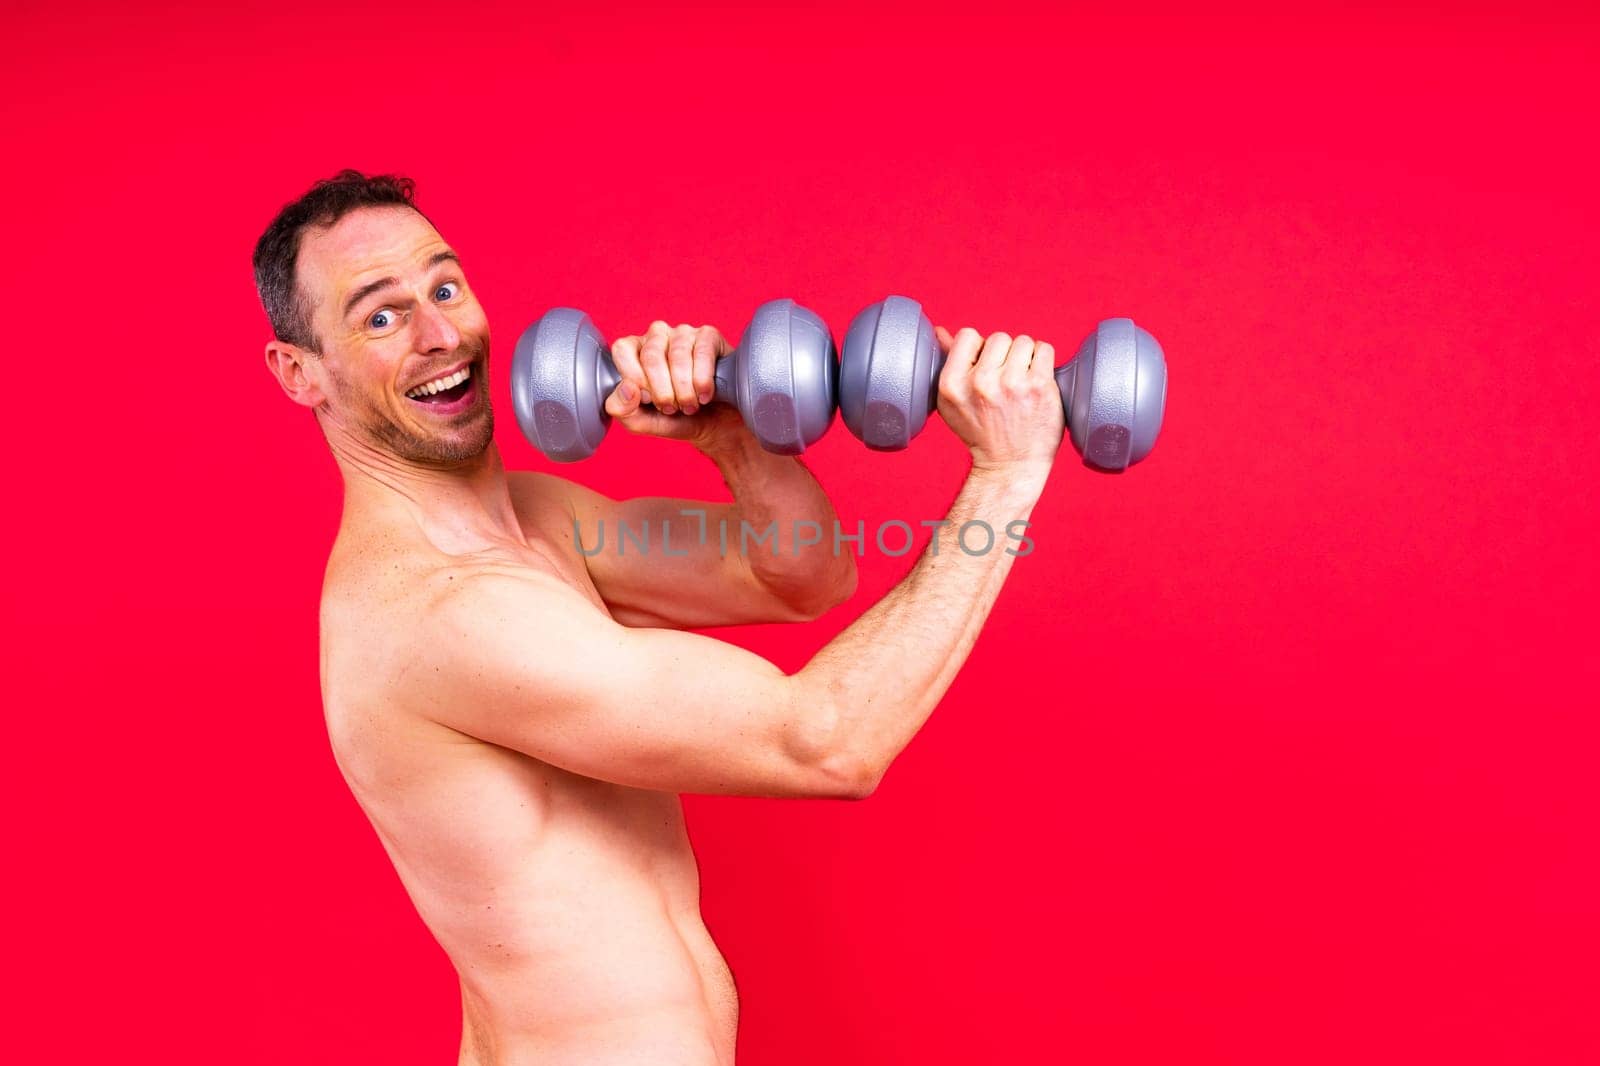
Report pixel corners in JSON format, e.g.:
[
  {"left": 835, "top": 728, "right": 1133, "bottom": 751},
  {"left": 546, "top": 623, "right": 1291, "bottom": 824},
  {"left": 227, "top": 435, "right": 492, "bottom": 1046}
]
[{"left": 328, "top": 338, "right": 496, "bottom": 465}]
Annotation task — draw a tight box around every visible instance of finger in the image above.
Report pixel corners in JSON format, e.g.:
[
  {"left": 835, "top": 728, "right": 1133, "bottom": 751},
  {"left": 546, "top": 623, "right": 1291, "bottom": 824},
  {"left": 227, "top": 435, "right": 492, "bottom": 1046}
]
[
  {"left": 970, "top": 334, "right": 1011, "bottom": 398},
  {"left": 603, "top": 378, "right": 643, "bottom": 419},
  {"left": 616, "top": 407, "right": 681, "bottom": 439},
  {"left": 975, "top": 331, "right": 1012, "bottom": 375},
  {"left": 1002, "top": 334, "right": 1035, "bottom": 388},
  {"left": 1032, "top": 340, "right": 1056, "bottom": 380},
  {"left": 611, "top": 335, "right": 647, "bottom": 399},
  {"left": 692, "top": 326, "right": 721, "bottom": 406},
  {"left": 934, "top": 325, "right": 955, "bottom": 354},
  {"left": 667, "top": 324, "right": 699, "bottom": 413},
  {"left": 638, "top": 320, "right": 676, "bottom": 414},
  {"left": 937, "top": 326, "right": 983, "bottom": 392}
]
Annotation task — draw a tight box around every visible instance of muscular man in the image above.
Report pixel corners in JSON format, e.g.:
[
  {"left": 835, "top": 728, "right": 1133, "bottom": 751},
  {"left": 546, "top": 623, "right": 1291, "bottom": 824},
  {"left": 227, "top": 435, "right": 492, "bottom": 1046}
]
[{"left": 254, "top": 170, "right": 1064, "bottom": 1065}]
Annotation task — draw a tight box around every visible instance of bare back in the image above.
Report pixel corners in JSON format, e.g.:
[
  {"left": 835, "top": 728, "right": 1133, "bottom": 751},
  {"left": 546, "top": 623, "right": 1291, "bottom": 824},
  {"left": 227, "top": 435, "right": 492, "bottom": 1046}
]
[{"left": 319, "top": 475, "right": 737, "bottom": 1065}]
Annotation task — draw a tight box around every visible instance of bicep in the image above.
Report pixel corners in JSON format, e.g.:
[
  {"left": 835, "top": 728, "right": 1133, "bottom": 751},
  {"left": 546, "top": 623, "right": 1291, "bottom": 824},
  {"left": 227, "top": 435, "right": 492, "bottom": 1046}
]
[
  {"left": 562, "top": 479, "right": 813, "bottom": 629},
  {"left": 417, "top": 572, "right": 845, "bottom": 797}
]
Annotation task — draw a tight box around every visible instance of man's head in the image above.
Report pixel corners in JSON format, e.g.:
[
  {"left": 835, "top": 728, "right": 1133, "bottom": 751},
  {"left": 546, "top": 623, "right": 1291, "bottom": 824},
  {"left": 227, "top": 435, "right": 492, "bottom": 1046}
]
[{"left": 254, "top": 170, "right": 493, "bottom": 465}]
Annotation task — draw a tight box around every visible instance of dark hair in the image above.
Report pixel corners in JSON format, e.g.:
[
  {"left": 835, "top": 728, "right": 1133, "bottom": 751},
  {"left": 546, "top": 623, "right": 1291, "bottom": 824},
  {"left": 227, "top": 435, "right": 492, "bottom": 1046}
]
[{"left": 252, "top": 169, "right": 429, "bottom": 352}]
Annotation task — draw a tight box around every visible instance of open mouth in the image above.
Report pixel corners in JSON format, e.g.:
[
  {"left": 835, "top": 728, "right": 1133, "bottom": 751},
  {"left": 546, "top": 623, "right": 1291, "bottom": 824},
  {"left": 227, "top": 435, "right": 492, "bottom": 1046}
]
[{"left": 405, "top": 363, "right": 478, "bottom": 409}]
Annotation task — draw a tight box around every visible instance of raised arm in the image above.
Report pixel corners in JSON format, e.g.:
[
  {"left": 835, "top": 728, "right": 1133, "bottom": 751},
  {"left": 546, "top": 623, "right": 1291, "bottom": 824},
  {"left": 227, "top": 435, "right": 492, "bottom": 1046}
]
[
  {"left": 554, "top": 429, "right": 857, "bottom": 629},
  {"left": 418, "top": 327, "right": 1062, "bottom": 799},
  {"left": 412, "top": 567, "right": 856, "bottom": 797},
  {"left": 553, "top": 319, "right": 857, "bottom": 629}
]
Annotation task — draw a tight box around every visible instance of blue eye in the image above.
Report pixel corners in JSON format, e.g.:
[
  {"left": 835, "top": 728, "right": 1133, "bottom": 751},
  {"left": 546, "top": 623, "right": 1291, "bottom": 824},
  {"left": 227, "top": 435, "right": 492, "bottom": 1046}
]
[
  {"left": 370, "top": 309, "right": 393, "bottom": 329},
  {"left": 435, "top": 282, "right": 459, "bottom": 301}
]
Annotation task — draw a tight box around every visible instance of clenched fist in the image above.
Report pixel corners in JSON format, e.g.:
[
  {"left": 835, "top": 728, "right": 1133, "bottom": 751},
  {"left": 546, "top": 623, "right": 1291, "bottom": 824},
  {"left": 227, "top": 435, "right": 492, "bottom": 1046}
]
[
  {"left": 603, "top": 321, "right": 745, "bottom": 449},
  {"left": 932, "top": 327, "right": 1066, "bottom": 480}
]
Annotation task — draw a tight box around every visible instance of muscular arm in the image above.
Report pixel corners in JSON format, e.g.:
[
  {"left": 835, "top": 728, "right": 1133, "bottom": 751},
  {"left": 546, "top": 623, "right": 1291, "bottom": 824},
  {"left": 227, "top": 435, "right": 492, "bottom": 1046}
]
[
  {"left": 789, "top": 468, "right": 1041, "bottom": 790},
  {"left": 415, "top": 467, "right": 1041, "bottom": 799},
  {"left": 558, "top": 428, "right": 858, "bottom": 629}
]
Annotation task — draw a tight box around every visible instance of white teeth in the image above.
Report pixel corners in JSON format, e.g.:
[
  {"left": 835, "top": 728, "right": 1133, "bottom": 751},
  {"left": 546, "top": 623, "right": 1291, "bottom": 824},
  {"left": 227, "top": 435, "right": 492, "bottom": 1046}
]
[{"left": 406, "top": 365, "right": 471, "bottom": 399}]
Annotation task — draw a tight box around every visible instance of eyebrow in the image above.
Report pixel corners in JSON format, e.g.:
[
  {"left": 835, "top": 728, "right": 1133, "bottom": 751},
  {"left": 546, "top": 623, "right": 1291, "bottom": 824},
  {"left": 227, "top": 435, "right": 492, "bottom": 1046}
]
[{"left": 341, "top": 250, "right": 462, "bottom": 321}]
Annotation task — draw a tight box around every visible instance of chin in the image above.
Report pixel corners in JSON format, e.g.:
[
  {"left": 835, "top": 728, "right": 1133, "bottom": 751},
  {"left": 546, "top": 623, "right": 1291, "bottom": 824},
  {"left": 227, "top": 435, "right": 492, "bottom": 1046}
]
[
  {"left": 376, "top": 402, "right": 496, "bottom": 465},
  {"left": 422, "top": 408, "right": 496, "bottom": 464}
]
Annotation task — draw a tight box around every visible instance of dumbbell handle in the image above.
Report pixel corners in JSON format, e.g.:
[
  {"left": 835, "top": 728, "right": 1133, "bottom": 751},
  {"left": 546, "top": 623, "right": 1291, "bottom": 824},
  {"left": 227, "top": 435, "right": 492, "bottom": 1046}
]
[{"left": 591, "top": 342, "right": 742, "bottom": 410}]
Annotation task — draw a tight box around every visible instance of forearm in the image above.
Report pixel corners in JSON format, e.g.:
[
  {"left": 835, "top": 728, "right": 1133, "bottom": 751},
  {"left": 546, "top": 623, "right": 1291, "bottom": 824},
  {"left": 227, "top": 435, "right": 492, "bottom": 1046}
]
[
  {"left": 699, "top": 432, "right": 855, "bottom": 604},
  {"left": 791, "top": 467, "right": 1043, "bottom": 786}
]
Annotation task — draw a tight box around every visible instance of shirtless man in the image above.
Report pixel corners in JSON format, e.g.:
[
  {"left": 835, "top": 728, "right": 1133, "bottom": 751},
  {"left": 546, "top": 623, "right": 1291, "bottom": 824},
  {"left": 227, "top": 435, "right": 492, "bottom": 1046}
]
[{"left": 254, "top": 170, "right": 1064, "bottom": 1065}]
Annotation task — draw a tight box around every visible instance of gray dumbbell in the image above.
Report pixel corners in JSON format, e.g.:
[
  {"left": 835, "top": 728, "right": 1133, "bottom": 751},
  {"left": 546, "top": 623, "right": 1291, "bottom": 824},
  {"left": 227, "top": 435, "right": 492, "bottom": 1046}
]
[
  {"left": 838, "top": 295, "right": 1167, "bottom": 472},
  {"left": 511, "top": 298, "right": 839, "bottom": 462}
]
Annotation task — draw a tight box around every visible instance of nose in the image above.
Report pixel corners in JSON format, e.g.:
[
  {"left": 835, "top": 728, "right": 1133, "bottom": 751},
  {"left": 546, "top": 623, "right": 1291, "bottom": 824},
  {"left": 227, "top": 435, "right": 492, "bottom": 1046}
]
[{"left": 412, "top": 298, "right": 461, "bottom": 354}]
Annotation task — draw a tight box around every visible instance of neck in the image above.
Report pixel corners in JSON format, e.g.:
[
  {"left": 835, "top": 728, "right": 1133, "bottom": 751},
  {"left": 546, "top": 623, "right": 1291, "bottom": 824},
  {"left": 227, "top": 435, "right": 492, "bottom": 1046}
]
[{"left": 327, "top": 420, "right": 525, "bottom": 554}]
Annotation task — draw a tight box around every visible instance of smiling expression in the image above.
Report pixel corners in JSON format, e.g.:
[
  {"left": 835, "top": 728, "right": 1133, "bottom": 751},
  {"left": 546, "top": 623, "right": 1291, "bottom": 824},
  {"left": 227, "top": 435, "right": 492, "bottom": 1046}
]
[{"left": 296, "top": 205, "right": 494, "bottom": 464}]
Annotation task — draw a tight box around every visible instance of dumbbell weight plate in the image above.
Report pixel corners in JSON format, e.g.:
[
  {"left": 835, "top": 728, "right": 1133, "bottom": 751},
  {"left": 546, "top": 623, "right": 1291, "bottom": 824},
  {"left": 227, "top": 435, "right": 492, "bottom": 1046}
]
[
  {"left": 730, "top": 298, "right": 839, "bottom": 455},
  {"left": 511, "top": 308, "right": 618, "bottom": 464},
  {"left": 1059, "top": 318, "right": 1167, "bottom": 472},
  {"left": 838, "top": 295, "right": 941, "bottom": 451}
]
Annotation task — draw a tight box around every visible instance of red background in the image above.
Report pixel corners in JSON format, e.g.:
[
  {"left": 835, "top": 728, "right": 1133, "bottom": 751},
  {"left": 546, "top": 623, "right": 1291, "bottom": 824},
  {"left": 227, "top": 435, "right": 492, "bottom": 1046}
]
[{"left": 4, "top": 2, "right": 1597, "bottom": 1062}]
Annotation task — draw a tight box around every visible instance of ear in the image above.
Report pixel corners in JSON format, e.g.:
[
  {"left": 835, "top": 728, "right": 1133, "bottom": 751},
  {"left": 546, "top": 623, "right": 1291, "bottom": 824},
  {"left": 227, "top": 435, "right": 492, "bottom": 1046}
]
[{"left": 264, "top": 340, "right": 327, "bottom": 408}]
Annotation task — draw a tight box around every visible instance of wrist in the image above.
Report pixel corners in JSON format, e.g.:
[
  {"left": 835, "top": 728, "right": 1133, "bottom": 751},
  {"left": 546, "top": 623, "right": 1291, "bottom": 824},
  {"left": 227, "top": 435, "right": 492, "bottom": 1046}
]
[
  {"left": 689, "top": 406, "right": 755, "bottom": 458},
  {"left": 967, "top": 460, "right": 1050, "bottom": 501}
]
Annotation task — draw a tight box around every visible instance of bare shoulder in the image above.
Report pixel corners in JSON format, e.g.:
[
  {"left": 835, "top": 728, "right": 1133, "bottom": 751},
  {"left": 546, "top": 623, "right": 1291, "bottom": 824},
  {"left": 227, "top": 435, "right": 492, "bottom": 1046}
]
[
  {"left": 504, "top": 469, "right": 615, "bottom": 575},
  {"left": 505, "top": 469, "right": 579, "bottom": 526},
  {"left": 319, "top": 529, "right": 600, "bottom": 776},
  {"left": 322, "top": 528, "right": 589, "bottom": 694}
]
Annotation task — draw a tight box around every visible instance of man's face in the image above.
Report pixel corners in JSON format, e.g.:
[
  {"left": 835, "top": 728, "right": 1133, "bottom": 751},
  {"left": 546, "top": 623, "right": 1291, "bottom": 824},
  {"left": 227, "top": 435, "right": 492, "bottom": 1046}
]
[{"left": 296, "top": 205, "right": 493, "bottom": 464}]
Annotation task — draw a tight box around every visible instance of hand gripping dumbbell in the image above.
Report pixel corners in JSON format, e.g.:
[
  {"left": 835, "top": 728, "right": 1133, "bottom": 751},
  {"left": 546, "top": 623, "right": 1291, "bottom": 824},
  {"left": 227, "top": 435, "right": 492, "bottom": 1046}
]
[
  {"left": 838, "top": 295, "right": 1168, "bottom": 472},
  {"left": 511, "top": 298, "right": 839, "bottom": 462}
]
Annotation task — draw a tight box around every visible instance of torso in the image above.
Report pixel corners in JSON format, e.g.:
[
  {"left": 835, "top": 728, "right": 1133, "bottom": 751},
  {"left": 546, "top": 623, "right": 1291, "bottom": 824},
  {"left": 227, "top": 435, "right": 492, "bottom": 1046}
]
[{"left": 319, "top": 472, "right": 737, "bottom": 1065}]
